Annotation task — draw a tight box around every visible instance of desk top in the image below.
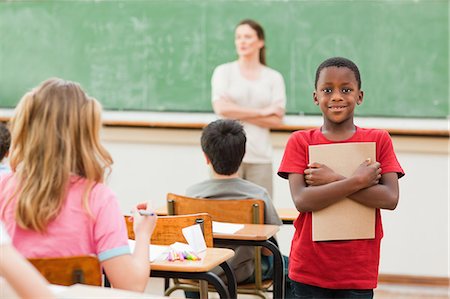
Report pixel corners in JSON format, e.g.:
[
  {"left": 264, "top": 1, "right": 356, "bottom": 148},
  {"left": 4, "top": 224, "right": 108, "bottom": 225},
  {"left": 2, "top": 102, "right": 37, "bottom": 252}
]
[
  {"left": 150, "top": 247, "right": 234, "bottom": 272},
  {"left": 214, "top": 224, "right": 280, "bottom": 241},
  {"left": 154, "top": 206, "right": 280, "bottom": 240},
  {"left": 155, "top": 205, "right": 169, "bottom": 216},
  {"left": 59, "top": 284, "right": 166, "bottom": 298},
  {"left": 276, "top": 208, "right": 299, "bottom": 222},
  {"left": 0, "top": 280, "right": 166, "bottom": 299},
  {"left": 155, "top": 206, "right": 299, "bottom": 224}
]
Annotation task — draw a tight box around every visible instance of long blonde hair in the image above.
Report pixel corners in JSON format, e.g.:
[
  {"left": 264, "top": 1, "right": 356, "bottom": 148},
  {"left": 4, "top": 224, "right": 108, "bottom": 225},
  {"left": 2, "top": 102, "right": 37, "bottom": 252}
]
[{"left": 5, "top": 78, "right": 113, "bottom": 232}]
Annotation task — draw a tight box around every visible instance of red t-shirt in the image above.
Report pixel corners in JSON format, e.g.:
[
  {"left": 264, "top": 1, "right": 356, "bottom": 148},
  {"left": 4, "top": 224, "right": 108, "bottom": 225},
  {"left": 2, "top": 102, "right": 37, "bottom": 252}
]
[{"left": 278, "top": 127, "right": 404, "bottom": 289}]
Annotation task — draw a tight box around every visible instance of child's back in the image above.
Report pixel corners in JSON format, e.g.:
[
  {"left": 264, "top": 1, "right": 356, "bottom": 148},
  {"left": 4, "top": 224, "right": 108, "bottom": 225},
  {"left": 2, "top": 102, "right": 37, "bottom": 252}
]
[
  {"left": 0, "top": 78, "right": 157, "bottom": 292},
  {"left": 1, "top": 175, "right": 125, "bottom": 259},
  {"left": 184, "top": 119, "right": 295, "bottom": 298}
]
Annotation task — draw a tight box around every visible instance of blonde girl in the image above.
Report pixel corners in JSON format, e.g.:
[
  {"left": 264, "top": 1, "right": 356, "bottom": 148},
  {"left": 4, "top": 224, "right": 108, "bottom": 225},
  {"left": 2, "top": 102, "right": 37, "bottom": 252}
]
[{"left": 0, "top": 78, "right": 157, "bottom": 292}]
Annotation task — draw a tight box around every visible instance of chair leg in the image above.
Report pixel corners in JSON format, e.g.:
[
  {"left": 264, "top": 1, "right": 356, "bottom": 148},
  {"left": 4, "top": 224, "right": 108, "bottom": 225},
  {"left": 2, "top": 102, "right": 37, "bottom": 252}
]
[
  {"left": 164, "top": 285, "right": 179, "bottom": 296},
  {"left": 254, "top": 246, "right": 262, "bottom": 289},
  {"left": 164, "top": 278, "right": 170, "bottom": 291},
  {"left": 103, "top": 271, "right": 111, "bottom": 288},
  {"left": 103, "top": 276, "right": 111, "bottom": 287},
  {"left": 199, "top": 280, "right": 209, "bottom": 299}
]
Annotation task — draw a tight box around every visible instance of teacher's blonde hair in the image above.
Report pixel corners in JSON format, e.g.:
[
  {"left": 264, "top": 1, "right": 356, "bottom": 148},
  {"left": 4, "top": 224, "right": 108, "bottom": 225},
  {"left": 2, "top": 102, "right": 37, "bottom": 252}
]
[{"left": 4, "top": 78, "right": 112, "bottom": 232}]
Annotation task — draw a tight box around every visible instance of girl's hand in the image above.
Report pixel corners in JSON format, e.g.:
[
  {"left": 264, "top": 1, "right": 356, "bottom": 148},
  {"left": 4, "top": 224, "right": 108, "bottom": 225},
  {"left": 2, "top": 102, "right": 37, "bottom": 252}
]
[
  {"left": 304, "top": 162, "right": 343, "bottom": 186},
  {"left": 130, "top": 202, "right": 157, "bottom": 238}
]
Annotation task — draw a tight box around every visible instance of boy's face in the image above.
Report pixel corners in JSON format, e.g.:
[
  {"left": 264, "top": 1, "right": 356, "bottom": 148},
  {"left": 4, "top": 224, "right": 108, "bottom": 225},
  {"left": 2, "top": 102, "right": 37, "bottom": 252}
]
[{"left": 313, "top": 66, "right": 363, "bottom": 125}]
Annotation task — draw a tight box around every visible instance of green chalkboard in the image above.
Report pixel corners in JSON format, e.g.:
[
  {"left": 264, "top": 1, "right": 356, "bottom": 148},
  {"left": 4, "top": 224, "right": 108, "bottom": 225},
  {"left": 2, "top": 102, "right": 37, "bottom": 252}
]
[{"left": 0, "top": 1, "right": 448, "bottom": 118}]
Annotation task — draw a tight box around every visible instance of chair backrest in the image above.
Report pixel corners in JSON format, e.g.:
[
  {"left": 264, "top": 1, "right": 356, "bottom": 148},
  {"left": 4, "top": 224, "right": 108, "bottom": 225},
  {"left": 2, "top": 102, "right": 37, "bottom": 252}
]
[
  {"left": 166, "top": 193, "right": 265, "bottom": 224},
  {"left": 28, "top": 255, "right": 102, "bottom": 286},
  {"left": 124, "top": 213, "right": 213, "bottom": 247}
]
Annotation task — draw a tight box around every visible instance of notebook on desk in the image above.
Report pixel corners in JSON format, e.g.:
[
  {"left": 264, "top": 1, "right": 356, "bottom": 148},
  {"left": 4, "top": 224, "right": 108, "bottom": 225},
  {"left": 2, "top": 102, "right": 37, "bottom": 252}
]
[
  {"left": 212, "top": 221, "right": 244, "bottom": 234},
  {"left": 127, "top": 240, "right": 169, "bottom": 262}
]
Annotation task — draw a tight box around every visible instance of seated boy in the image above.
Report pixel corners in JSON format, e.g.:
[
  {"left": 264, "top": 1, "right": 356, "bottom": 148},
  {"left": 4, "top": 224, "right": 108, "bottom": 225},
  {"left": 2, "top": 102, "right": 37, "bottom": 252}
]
[
  {"left": 0, "top": 123, "right": 11, "bottom": 175},
  {"left": 185, "top": 119, "right": 293, "bottom": 298}
]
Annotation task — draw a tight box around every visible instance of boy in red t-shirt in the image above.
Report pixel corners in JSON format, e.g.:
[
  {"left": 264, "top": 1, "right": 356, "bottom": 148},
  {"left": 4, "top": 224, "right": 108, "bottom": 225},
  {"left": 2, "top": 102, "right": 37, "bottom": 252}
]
[{"left": 278, "top": 57, "right": 404, "bottom": 299}]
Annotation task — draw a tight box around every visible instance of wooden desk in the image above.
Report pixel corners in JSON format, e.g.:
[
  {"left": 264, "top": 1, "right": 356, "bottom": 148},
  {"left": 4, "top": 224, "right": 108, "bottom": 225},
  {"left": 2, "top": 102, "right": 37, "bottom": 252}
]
[
  {"left": 213, "top": 224, "right": 285, "bottom": 299},
  {"left": 151, "top": 247, "right": 233, "bottom": 272},
  {"left": 0, "top": 279, "right": 166, "bottom": 298},
  {"left": 150, "top": 247, "right": 236, "bottom": 299},
  {"left": 103, "top": 248, "right": 236, "bottom": 299},
  {"left": 59, "top": 284, "right": 166, "bottom": 298},
  {"left": 155, "top": 205, "right": 168, "bottom": 216},
  {"left": 154, "top": 206, "right": 288, "bottom": 298},
  {"left": 277, "top": 208, "right": 299, "bottom": 224},
  {"left": 156, "top": 206, "right": 299, "bottom": 224},
  {"left": 213, "top": 223, "right": 279, "bottom": 241}
]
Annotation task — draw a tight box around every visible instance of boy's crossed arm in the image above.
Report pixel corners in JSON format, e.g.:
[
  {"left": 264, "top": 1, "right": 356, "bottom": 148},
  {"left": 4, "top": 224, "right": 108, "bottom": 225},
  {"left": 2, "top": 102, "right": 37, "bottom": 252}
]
[
  {"left": 346, "top": 171, "right": 399, "bottom": 210},
  {"left": 289, "top": 159, "right": 398, "bottom": 212}
]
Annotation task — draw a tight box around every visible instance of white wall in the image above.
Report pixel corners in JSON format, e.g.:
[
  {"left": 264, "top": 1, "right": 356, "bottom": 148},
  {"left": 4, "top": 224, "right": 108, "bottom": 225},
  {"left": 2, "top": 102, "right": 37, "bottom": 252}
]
[{"left": 102, "top": 127, "right": 449, "bottom": 278}]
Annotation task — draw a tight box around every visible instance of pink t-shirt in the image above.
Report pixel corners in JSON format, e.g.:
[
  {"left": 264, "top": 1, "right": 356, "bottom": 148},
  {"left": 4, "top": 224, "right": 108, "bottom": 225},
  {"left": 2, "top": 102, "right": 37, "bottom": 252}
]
[{"left": 0, "top": 174, "right": 130, "bottom": 262}]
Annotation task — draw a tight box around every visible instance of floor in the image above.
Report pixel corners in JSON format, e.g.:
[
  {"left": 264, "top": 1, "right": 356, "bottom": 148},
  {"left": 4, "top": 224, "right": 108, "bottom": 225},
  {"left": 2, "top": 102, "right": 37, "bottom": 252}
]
[
  {"left": 144, "top": 278, "right": 450, "bottom": 298},
  {"left": 374, "top": 283, "right": 449, "bottom": 299}
]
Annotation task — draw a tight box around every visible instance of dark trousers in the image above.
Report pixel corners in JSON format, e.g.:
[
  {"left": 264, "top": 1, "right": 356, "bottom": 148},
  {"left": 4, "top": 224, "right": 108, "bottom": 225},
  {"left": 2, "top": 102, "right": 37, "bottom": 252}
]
[{"left": 291, "top": 281, "right": 374, "bottom": 299}]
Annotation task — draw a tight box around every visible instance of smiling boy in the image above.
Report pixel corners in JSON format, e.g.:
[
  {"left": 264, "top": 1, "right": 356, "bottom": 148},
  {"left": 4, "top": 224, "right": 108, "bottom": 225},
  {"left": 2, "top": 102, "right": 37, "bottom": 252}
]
[{"left": 278, "top": 57, "right": 405, "bottom": 299}]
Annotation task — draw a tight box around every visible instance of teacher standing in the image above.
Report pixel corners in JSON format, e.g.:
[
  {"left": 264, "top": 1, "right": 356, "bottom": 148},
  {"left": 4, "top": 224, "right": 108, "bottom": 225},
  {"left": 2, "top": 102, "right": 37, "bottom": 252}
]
[{"left": 211, "top": 19, "right": 286, "bottom": 199}]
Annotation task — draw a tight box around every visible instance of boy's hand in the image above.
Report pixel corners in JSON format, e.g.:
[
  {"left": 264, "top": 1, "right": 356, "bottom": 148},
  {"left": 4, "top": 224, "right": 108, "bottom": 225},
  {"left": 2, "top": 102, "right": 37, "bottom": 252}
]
[
  {"left": 304, "top": 162, "right": 343, "bottom": 186},
  {"left": 352, "top": 159, "right": 382, "bottom": 189}
]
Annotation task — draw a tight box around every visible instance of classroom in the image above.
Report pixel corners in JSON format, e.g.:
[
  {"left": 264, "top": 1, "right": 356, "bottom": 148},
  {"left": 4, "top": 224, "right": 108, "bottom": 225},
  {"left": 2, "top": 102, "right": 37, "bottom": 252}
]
[{"left": 0, "top": 0, "right": 448, "bottom": 298}]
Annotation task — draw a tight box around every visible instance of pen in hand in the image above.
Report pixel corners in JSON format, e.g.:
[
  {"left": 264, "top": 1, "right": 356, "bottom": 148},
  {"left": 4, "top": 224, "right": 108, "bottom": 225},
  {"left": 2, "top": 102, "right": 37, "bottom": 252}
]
[{"left": 138, "top": 210, "right": 155, "bottom": 216}]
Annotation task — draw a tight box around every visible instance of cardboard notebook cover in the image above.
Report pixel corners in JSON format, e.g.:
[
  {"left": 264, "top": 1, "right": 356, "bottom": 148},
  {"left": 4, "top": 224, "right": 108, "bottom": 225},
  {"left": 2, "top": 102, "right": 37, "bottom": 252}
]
[{"left": 309, "top": 142, "right": 376, "bottom": 241}]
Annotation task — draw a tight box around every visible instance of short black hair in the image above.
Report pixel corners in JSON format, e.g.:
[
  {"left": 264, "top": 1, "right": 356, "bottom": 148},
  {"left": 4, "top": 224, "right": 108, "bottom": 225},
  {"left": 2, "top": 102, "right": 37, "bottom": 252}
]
[
  {"left": 201, "top": 119, "right": 246, "bottom": 175},
  {"left": 0, "top": 122, "right": 11, "bottom": 161},
  {"left": 315, "top": 57, "right": 361, "bottom": 89}
]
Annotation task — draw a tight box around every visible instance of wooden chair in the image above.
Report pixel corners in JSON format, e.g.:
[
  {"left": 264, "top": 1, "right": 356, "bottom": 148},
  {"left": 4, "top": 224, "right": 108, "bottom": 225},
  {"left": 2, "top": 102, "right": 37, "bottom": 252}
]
[
  {"left": 28, "top": 255, "right": 102, "bottom": 286},
  {"left": 166, "top": 192, "right": 272, "bottom": 299},
  {"left": 124, "top": 212, "right": 213, "bottom": 247}
]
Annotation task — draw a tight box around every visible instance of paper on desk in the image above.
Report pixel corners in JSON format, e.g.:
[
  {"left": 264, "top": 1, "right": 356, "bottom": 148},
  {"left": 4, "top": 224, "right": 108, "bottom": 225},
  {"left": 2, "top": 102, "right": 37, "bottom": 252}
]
[
  {"left": 128, "top": 239, "right": 169, "bottom": 262},
  {"left": 170, "top": 241, "right": 194, "bottom": 252},
  {"left": 182, "top": 224, "right": 207, "bottom": 253},
  {"left": 212, "top": 221, "right": 244, "bottom": 234},
  {"left": 48, "top": 284, "right": 67, "bottom": 294}
]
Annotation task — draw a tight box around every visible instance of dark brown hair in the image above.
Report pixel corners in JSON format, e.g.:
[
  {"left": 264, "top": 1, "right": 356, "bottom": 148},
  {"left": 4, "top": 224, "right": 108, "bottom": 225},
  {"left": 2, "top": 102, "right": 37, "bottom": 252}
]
[
  {"left": 237, "top": 19, "right": 266, "bottom": 65},
  {"left": 0, "top": 122, "right": 10, "bottom": 161},
  {"left": 201, "top": 119, "right": 246, "bottom": 175}
]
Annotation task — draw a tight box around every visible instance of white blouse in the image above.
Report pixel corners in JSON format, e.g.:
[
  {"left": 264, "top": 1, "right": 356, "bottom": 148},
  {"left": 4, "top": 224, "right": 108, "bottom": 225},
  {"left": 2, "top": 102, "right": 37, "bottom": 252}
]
[{"left": 211, "top": 61, "right": 286, "bottom": 163}]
